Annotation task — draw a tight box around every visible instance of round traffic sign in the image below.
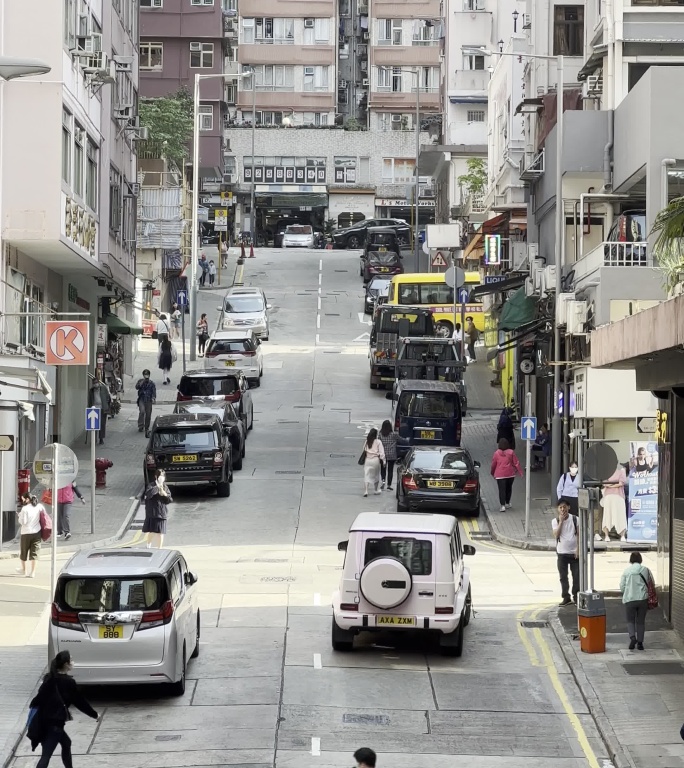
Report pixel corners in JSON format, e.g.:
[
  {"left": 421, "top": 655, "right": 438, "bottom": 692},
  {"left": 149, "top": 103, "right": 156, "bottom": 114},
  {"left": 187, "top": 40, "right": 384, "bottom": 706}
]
[
  {"left": 33, "top": 443, "right": 79, "bottom": 488},
  {"left": 422, "top": 241, "right": 430, "bottom": 255},
  {"left": 584, "top": 443, "right": 619, "bottom": 483},
  {"left": 445, "top": 266, "right": 465, "bottom": 289}
]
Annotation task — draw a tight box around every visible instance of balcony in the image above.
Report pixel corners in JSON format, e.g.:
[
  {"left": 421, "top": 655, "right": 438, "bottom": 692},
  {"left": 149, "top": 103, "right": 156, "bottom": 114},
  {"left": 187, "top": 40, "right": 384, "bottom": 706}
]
[
  {"left": 573, "top": 241, "right": 649, "bottom": 285},
  {"left": 519, "top": 149, "right": 544, "bottom": 181},
  {"left": 223, "top": 17, "right": 238, "bottom": 39},
  {"left": 451, "top": 69, "right": 488, "bottom": 97},
  {"left": 462, "top": 193, "right": 486, "bottom": 216}
]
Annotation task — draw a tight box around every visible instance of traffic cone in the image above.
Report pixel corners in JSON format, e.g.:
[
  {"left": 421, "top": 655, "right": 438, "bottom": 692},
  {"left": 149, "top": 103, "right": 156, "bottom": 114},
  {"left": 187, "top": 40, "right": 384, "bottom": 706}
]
[
  {"left": 240, "top": 243, "right": 246, "bottom": 260},
  {"left": 249, "top": 245, "right": 255, "bottom": 258}
]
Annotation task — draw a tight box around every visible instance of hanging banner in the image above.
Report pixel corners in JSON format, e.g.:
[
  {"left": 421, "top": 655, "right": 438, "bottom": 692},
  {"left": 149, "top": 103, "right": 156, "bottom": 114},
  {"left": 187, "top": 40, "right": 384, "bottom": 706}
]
[{"left": 627, "top": 440, "right": 659, "bottom": 542}]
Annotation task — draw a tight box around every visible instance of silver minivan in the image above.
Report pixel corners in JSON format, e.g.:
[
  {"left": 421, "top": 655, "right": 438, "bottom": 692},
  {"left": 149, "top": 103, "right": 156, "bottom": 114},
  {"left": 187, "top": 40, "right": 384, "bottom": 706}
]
[
  {"left": 218, "top": 287, "right": 271, "bottom": 340},
  {"left": 49, "top": 548, "right": 199, "bottom": 695}
]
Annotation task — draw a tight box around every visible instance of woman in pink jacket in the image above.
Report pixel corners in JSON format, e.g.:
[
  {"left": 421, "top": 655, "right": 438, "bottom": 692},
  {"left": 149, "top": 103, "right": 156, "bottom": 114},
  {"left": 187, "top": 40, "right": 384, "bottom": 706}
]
[{"left": 491, "top": 438, "right": 523, "bottom": 512}]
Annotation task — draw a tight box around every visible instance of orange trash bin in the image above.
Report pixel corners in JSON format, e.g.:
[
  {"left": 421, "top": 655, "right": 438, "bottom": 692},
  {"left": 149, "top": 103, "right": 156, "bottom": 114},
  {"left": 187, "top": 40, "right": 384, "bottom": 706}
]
[{"left": 577, "top": 591, "right": 606, "bottom": 654}]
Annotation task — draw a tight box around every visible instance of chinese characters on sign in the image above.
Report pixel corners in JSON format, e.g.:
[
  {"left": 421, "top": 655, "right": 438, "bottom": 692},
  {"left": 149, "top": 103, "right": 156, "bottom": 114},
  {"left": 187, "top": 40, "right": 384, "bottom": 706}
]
[
  {"left": 627, "top": 441, "right": 658, "bottom": 543},
  {"left": 64, "top": 198, "right": 97, "bottom": 257}
]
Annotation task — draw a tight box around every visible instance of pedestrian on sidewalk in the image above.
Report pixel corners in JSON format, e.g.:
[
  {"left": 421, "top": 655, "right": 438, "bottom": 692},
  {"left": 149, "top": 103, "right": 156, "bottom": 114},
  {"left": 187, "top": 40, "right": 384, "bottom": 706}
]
[
  {"left": 378, "top": 419, "right": 407, "bottom": 491},
  {"left": 57, "top": 483, "right": 85, "bottom": 541},
  {"left": 465, "top": 316, "right": 479, "bottom": 361},
  {"left": 28, "top": 651, "right": 98, "bottom": 768},
  {"left": 208, "top": 260, "right": 217, "bottom": 286},
  {"left": 158, "top": 337, "right": 176, "bottom": 385},
  {"left": 490, "top": 438, "right": 522, "bottom": 512},
  {"left": 135, "top": 369, "right": 157, "bottom": 438},
  {"left": 88, "top": 373, "right": 111, "bottom": 446},
  {"left": 156, "top": 314, "right": 170, "bottom": 346},
  {"left": 354, "top": 748, "right": 376, "bottom": 768},
  {"left": 600, "top": 465, "right": 628, "bottom": 542},
  {"left": 552, "top": 501, "right": 579, "bottom": 606},
  {"left": 16, "top": 493, "right": 44, "bottom": 578},
  {"left": 496, "top": 406, "right": 516, "bottom": 449},
  {"left": 619, "top": 551, "right": 654, "bottom": 650},
  {"left": 143, "top": 469, "right": 172, "bottom": 548},
  {"left": 361, "top": 428, "right": 385, "bottom": 497},
  {"left": 531, "top": 423, "right": 551, "bottom": 470},
  {"left": 197, "top": 313, "right": 209, "bottom": 357},
  {"left": 170, "top": 303, "right": 182, "bottom": 340},
  {"left": 556, "top": 462, "right": 580, "bottom": 516},
  {"left": 199, "top": 254, "right": 209, "bottom": 286},
  {"left": 220, "top": 239, "right": 228, "bottom": 269}
]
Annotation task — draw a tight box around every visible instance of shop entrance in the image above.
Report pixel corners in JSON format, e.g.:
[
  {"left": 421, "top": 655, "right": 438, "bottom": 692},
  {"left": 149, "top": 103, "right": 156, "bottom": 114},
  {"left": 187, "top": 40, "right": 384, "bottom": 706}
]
[{"left": 255, "top": 192, "right": 328, "bottom": 247}]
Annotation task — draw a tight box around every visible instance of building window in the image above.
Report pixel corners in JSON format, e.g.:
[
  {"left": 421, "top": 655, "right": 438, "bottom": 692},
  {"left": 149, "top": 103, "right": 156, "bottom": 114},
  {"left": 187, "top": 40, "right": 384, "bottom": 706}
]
[
  {"left": 303, "top": 18, "right": 330, "bottom": 44},
  {"left": 413, "top": 21, "right": 437, "bottom": 45},
  {"left": 140, "top": 42, "right": 163, "bottom": 69},
  {"left": 62, "top": 109, "right": 72, "bottom": 184},
  {"left": 190, "top": 42, "right": 214, "bottom": 68},
  {"left": 463, "top": 0, "right": 485, "bottom": 9},
  {"left": 378, "top": 19, "right": 403, "bottom": 45},
  {"left": 379, "top": 113, "right": 413, "bottom": 131},
  {"left": 191, "top": 0, "right": 214, "bottom": 4},
  {"left": 553, "top": 6, "right": 584, "bottom": 56},
  {"left": 73, "top": 124, "right": 85, "bottom": 198},
  {"left": 377, "top": 67, "right": 402, "bottom": 92},
  {"left": 243, "top": 18, "right": 295, "bottom": 44},
  {"left": 467, "top": 109, "right": 485, "bottom": 122},
  {"left": 251, "top": 65, "right": 295, "bottom": 91},
  {"left": 382, "top": 158, "right": 415, "bottom": 183},
  {"left": 334, "top": 157, "right": 356, "bottom": 183},
  {"left": 109, "top": 166, "right": 122, "bottom": 233},
  {"left": 64, "top": 0, "right": 76, "bottom": 47},
  {"left": 140, "top": 0, "right": 163, "bottom": 6},
  {"left": 86, "top": 140, "right": 98, "bottom": 211},
  {"left": 301, "top": 112, "right": 329, "bottom": 126},
  {"left": 21, "top": 282, "right": 45, "bottom": 350},
  {"left": 255, "top": 111, "right": 284, "bottom": 125},
  {"left": 418, "top": 66, "right": 439, "bottom": 92},
  {"left": 463, "top": 53, "right": 485, "bottom": 70},
  {"left": 303, "top": 66, "right": 329, "bottom": 92},
  {"left": 199, "top": 103, "right": 214, "bottom": 130}
]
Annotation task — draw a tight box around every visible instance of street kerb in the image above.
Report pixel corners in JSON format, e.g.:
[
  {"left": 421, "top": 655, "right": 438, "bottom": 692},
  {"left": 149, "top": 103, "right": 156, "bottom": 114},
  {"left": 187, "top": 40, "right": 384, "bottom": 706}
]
[
  {"left": 480, "top": 492, "right": 556, "bottom": 551},
  {"left": 548, "top": 611, "right": 631, "bottom": 768}
]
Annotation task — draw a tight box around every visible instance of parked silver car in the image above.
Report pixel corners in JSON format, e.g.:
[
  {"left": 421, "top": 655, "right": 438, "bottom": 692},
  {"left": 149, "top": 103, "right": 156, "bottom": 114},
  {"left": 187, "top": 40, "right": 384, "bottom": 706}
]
[
  {"left": 48, "top": 548, "right": 199, "bottom": 695},
  {"left": 218, "top": 286, "right": 271, "bottom": 340}
]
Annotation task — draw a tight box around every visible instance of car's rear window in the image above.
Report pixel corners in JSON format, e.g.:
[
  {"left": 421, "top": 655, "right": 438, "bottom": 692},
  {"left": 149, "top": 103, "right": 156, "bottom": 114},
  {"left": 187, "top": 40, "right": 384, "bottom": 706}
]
[
  {"left": 153, "top": 427, "right": 218, "bottom": 450},
  {"left": 399, "top": 392, "right": 460, "bottom": 418},
  {"left": 370, "top": 253, "right": 400, "bottom": 264},
  {"left": 286, "top": 225, "right": 312, "bottom": 234},
  {"left": 60, "top": 577, "right": 167, "bottom": 612},
  {"left": 368, "top": 278, "right": 391, "bottom": 293},
  {"left": 179, "top": 376, "right": 238, "bottom": 397},
  {"left": 206, "top": 339, "right": 253, "bottom": 355},
  {"left": 401, "top": 344, "right": 458, "bottom": 363},
  {"left": 224, "top": 296, "right": 264, "bottom": 313},
  {"left": 410, "top": 451, "right": 470, "bottom": 472},
  {"left": 364, "top": 537, "right": 432, "bottom": 576}
]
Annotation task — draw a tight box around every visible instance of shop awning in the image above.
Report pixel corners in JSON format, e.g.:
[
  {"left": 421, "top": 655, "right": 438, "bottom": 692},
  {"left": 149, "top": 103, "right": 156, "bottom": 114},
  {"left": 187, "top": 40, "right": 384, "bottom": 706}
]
[
  {"left": 463, "top": 233, "right": 483, "bottom": 259},
  {"left": 471, "top": 274, "right": 528, "bottom": 298},
  {"left": 482, "top": 213, "right": 508, "bottom": 234},
  {"left": 105, "top": 314, "right": 143, "bottom": 336},
  {"left": 498, "top": 287, "right": 537, "bottom": 331}
]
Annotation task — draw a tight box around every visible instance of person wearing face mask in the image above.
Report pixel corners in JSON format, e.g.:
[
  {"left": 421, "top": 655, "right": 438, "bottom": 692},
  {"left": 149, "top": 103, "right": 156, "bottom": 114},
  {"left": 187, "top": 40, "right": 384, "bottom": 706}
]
[
  {"left": 142, "top": 469, "right": 172, "bottom": 549},
  {"left": 135, "top": 369, "right": 157, "bottom": 438},
  {"left": 557, "top": 462, "right": 580, "bottom": 516}
]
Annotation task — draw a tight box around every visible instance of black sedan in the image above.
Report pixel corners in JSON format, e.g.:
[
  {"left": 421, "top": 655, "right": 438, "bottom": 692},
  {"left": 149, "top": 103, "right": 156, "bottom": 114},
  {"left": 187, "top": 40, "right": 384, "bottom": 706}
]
[
  {"left": 174, "top": 399, "right": 247, "bottom": 470},
  {"left": 396, "top": 446, "right": 481, "bottom": 516},
  {"left": 332, "top": 218, "right": 410, "bottom": 250},
  {"left": 364, "top": 276, "right": 391, "bottom": 314}
]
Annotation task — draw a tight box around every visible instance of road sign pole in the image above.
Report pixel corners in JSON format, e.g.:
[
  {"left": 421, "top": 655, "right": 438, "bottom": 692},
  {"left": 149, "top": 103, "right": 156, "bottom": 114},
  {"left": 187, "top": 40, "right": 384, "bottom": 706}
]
[
  {"left": 90, "top": 427, "right": 95, "bottom": 535},
  {"left": 0, "top": 452, "right": 4, "bottom": 552},
  {"left": 51, "top": 443, "right": 58, "bottom": 600},
  {"left": 524, "top": 389, "right": 532, "bottom": 538},
  {"left": 217, "top": 233, "right": 222, "bottom": 286},
  {"left": 461, "top": 298, "right": 466, "bottom": 361},
  {"left": 182, "top": 311, "right": 187, "bottom": 374}
]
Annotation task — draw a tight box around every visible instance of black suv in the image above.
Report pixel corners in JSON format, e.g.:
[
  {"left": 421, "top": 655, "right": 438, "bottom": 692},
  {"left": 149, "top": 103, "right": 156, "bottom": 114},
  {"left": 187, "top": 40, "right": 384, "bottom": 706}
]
[
  {"left": 332, "top": 218, "right": 409, "bottom": 250},
  {"left": 177, "top": 368, "right": 254, "bottom": 432},
  {"left": 145, "top": 413, "right": 233, "bottom": 497},
  {"left": 174, "top": 400, "right": 247, "bottom": 470}
]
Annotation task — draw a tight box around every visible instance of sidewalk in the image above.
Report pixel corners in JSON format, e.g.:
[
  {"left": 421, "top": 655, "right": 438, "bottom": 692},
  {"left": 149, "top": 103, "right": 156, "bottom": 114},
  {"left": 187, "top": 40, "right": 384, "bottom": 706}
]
[{"left": 550, "top": 599, "right": 684, "bottom": 768}]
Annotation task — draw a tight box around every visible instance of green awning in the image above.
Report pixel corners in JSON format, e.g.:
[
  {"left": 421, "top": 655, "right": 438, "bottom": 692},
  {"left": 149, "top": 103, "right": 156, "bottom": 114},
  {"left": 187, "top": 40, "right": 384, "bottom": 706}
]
[
  {"left": 105, "top": 314, "right": 143, "bottom": 335},
  {"left": 498, "top": 288, "right": 537, "bottom": 332}
]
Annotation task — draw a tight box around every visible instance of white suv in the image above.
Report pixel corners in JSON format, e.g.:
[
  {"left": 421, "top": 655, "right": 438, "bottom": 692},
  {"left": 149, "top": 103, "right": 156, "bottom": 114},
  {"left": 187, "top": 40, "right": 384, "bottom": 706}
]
[{"left": 332, "top": 512, "right": 474, "bottom": 656}]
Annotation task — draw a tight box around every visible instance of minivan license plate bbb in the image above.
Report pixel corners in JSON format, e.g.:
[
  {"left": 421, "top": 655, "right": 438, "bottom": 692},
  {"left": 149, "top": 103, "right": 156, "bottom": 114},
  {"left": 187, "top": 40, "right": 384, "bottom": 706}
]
[
  {"left": 376, "top": 616, "right": 416, "bottom": 626},
  {"left": 99, "top": 625, "right": 123, "bottom": 639}
]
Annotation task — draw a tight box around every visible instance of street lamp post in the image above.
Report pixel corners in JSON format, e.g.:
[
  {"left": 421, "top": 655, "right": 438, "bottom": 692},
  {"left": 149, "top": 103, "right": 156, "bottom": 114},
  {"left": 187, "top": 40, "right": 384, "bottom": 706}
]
[
  {"left": 190, "top": 71, "right": 251, "bottom": 362},
  {"left": 466, "top": 46, "right": 564, "bottom": 502},
  {"left": 250, "top": 71, "right": 256, "bottom": 249}
]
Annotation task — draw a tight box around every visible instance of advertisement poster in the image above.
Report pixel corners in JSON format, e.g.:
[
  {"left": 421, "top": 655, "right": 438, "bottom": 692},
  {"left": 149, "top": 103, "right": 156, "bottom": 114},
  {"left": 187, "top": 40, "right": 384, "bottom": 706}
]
[{"left": 627, "top": 441, "right": 658, "bottom": 542}]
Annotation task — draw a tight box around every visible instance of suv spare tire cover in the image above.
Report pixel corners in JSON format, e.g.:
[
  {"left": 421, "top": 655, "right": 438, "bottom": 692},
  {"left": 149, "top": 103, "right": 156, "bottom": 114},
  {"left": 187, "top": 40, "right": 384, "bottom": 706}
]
[{"left": 359, "top": 557, "right": 412, "bottom": 609}]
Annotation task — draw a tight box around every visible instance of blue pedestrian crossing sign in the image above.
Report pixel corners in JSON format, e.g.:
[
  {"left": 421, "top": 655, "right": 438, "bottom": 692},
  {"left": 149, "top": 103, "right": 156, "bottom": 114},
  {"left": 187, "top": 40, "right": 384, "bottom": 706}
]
[
  {"left": 521, "top": 417, "right": 537, "bottom": 442},
  {"left": 85, "top": 407, "right": 101, "bottom": 432},
  {"left": 458, "top": 287, "right": 469, "bottom": 304},
  {"left": 177, "top": 290, "right": 188, "bottom": 307}
]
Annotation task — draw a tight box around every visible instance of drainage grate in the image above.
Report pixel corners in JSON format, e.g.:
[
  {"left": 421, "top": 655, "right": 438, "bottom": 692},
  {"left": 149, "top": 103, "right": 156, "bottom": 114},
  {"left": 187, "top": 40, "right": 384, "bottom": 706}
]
[
  {"left": 334, "top": 270, "right": 349, "bottom": 273},
  {"left": 343, "top": 714, "right": 390, "bottom": 726},
  {"left": 261, "top": 576, "right": 296, "bottom": 583},
  {"left": 520, "top": 620, "right": 549, "bottom": 628},
  {"left": 622, "top": 662, "right": 684, "bottom": 676},
  {"left": 325, "top": 313, "right": 340, "bottom": 317},
  {"left": 275, "top": 470, "right": 302, "bottom": 475},
  {"left": 330, "top": 453, "right": 355, "bottom": 459},
  {"left": 294, "top": 405, "right": 314, "bottom": 409},
  {"left": 254, "top": 558, "right": 289, "bottom": 563},
  {"left": 277, "top": 420, "right": 300, "bottom": 424},
  {"left": 155, "top": 735, "right": 182, "bottom": 742}
]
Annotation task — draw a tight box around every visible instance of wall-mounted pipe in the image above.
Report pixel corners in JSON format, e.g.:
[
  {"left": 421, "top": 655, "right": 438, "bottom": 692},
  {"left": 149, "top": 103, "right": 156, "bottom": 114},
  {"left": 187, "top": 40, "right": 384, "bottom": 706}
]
[{"left": 578, "top": 192, "right": 629, "bottom": 259}]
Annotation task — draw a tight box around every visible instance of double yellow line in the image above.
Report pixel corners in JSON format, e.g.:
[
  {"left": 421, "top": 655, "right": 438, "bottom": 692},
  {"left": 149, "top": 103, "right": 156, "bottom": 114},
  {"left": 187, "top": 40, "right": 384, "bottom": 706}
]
[
  {"left": 461, "top": 518, "right": 510, "bottom": 552},
  {"left": 517, "top": 604, "right": 601, "bottom": 768}
]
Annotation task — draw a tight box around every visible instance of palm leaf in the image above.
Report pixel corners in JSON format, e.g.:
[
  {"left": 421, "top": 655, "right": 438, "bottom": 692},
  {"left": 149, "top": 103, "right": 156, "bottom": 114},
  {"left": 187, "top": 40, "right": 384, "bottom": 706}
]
[{"left": 651, "top": 196, "right": 684, "bottom": 291}]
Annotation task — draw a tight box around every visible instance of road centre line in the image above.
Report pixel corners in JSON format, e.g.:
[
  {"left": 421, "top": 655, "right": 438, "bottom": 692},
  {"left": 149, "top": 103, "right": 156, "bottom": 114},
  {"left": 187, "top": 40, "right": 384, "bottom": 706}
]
[
  {"left": 311, "top": 737, "right": 321, "bottom": 756},
  {"left": 313, "top": 653, "right": 322, "bottom": 669},
  {"left": 313, "top": 592, "right": 321, "bottom": 606}
]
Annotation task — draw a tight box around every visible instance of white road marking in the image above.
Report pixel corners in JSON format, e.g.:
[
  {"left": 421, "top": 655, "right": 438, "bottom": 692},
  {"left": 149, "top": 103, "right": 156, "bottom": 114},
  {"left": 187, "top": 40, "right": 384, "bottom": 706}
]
[
  {"left": 311, "top": 737, "right": 321, "bottom": 756},
  {"left": 316, "top": 315, "right": 321, "bottom": 329},
  {"left": 318, "top": 273, "right": 322, "bottom": 286},
  {"left": 357, "top": 312, "right": 372, "bottom": 326},
  {"left": 315, "top": 333, "right": 320, "bottom": 345},
  {"left": 313, "top": 592, "right": 321, "bottom": 606},
  {"left": 353, "top": 332, "right": 370, "bottom": 342},
  {"left": 319, "top": 259, "right": 323, "bottom": 270},
  {"left": 313, "top": 653, "right": 322, "bottom": 669},
  {"left": 317, "top": 296, "right": 321, "bottom": 311}
]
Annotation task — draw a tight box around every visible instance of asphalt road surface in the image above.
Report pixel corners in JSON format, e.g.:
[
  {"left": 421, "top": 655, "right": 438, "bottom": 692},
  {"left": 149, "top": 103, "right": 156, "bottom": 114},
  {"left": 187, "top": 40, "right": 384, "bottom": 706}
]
[{"left": 11, "top": 248, "right": 624, "bottom": 768}]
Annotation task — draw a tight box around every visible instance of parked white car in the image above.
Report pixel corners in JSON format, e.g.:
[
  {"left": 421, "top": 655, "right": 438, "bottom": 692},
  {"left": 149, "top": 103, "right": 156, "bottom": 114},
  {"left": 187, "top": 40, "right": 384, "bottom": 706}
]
[
  {"left": 282, "top": 224, "right": 314, "bottom": 248},
  {"left": 49, "top": 548, "right": 199, "bottom": 695},
  {"left": 218, "top": 286, "right": 271, "bottom": 340},
  {"left": 332, "top": 512, "right": 474, "bottom": 656},
  {"left": 204, "top": 329, "right": 263, "bottom": 385}
]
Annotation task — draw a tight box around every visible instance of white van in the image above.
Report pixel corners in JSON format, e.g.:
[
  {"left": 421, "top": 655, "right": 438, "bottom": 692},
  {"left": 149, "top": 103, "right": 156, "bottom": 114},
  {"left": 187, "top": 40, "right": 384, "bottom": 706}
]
[{"left": 332, "top": 512, "right": 474, "bottom": 656}]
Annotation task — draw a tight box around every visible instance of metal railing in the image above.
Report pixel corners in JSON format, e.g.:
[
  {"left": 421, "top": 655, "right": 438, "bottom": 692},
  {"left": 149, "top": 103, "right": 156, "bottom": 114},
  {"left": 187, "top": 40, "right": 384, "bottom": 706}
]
[{"left": 573, "top": 241, "right": 650, "bottom": 284}]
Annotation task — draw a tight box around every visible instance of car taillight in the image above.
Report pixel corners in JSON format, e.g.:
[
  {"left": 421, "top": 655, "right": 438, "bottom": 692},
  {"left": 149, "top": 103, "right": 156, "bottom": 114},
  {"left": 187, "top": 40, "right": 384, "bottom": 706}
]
[
  {"left": 146, "top": 453, "right": 156, "bottom": 467},
  {"left": 456, "top": 423, "right": 461, "bottom": 444},
  {"left": 51, "top": 603, "right": 84, "bottom": 631},
  {"left": 402, "top": 475, "right": 418, "bottom": 491},
  {"left": 225, "top": 393, "right": 240, "bottom": 403},
  {"left": 464, "top": 479, "right": 478, "bottom": 492},
  {"left": 340, "top": 603, "right": 359, "bottom": 612},
  {"left": 435, "top": 607, "right": 454, "bottom": 614},
  {"left": 395, "top": 417, "right": 400, "bottom": 431},
  {"left": 213, "top": 452, "right": 223, "bottom": 464},
  {"left": 204, "top": 350, "right": 218, "bottom": 358},
  {"left": 138, "top": 600, "right": 173, "bottom": 631},
  {"left": 177, "top": 393, "right": 191, "bottom": 402},
  {"left": 242, "top": 351, "right": 256, "bottom": 357}
]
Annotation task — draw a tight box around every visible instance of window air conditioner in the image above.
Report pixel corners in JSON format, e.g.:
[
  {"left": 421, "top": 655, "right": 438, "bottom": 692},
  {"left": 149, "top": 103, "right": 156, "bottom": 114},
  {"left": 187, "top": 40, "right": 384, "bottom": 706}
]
[
  {"left": 566, "top": 300, "right": 588, "bottom": 335},
  {"left": 113, "top": 55, "right": 134, "bottom": 72},
  {"left": 82, "top": 52, "right": 109, "bottom": 74},
  {"left": 78, "top": 14, "right": 91, "bottom": 38},
  {"left": 113, "top": 103, "right": 134, "bottom": 119},
  {"left": 362, "top": 78, "right": 369, "bottom": 86},
  {"left": 541, "top": 264, "right": 557, "bottom": 296},
  {"left": 555, "top": 293, "right": 576, "bottom": 326},
  {"left": 304, "top": 18, "right": 315, "bottom": 28},
  {"left": 304, "top": 67, "right": 314, "bottom": 76},
  {"left": 362, "top": 31, "right": 369, "bottom": 41},
  {"left": 391, "top": 114, "right": 402, "bottom": 122}
]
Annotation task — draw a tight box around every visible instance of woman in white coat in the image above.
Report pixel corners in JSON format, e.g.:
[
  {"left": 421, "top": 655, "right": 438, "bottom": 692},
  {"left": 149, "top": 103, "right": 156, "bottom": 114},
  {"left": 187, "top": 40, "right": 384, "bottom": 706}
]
[{"left": 362, "top": 428, "right": 385, "bottom": 497}]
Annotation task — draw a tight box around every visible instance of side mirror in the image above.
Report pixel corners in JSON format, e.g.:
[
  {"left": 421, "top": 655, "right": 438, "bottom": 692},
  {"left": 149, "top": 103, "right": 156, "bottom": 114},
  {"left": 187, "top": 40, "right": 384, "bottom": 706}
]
[
  {"left": 337, "top": 540, "right": 348, "bottom": 552},
  {"left": 216, "top": 306, "right": 223, "bottom": 312},
  {"left": 473, "top": 461, "right": 481, "bottom": 469},
  {"left": 184, "top": 571, "right": 198, "bottom": 585},
  {"left": 385, "top": 392, "right": 394, "bottom": 400},
  {"left": 266, "top": 304, "right": 273, "bottom": 310},
  {"left": 463, "top": 545, "right": 476, "bottom": 557}
]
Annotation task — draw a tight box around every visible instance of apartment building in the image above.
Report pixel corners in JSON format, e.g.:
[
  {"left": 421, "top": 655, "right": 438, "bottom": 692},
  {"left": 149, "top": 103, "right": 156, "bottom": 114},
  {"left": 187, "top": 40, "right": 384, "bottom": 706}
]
[{"left": 0, "top": 0, "right": 139, "bottom": 540}]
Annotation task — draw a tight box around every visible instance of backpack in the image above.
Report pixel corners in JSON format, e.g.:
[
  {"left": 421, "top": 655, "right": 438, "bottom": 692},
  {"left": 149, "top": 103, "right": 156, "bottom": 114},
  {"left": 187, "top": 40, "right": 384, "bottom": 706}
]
[{"left": 39, "top": 509, "right": 53, "bottom": 542}]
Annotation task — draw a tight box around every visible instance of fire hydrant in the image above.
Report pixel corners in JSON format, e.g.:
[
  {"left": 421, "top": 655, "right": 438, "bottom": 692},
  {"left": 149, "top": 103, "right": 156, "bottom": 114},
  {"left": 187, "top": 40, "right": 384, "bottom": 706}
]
[{"left": 95, "top": 458, "right": 113, "bottom": 489}]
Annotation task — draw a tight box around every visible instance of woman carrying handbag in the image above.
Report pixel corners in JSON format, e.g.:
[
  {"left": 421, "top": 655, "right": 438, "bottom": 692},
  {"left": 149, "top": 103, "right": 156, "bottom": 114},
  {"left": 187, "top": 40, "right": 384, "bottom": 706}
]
[{"left": 360, "top": 428, "right": 385, "bottom": 497}]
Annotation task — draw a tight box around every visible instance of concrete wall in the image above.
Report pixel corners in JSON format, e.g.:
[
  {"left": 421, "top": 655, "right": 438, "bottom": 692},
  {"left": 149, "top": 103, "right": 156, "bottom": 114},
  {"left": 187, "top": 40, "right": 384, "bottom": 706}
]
[{"left": 589, "top": 267, "right": 665, "bottom": 327}]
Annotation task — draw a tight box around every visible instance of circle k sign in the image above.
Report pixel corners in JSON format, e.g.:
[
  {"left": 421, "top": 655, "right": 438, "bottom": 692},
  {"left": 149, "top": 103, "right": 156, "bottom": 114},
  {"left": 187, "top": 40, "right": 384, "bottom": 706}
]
[{"left": 45, "top": 321, "right": 90, "bottom": 366}]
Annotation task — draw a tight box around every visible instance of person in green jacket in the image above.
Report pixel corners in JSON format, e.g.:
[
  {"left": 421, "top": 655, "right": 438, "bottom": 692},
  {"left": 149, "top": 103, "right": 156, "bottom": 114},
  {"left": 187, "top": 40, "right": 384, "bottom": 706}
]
[{"left": 619, "top": 551, "right": 653, "bottom": 650}]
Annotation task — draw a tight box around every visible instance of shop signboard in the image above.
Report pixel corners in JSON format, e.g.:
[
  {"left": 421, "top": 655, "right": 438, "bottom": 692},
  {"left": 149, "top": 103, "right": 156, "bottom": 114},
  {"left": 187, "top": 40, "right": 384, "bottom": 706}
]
[{"left": 627, "top": 440, "right": 659, "bottom": 542}]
